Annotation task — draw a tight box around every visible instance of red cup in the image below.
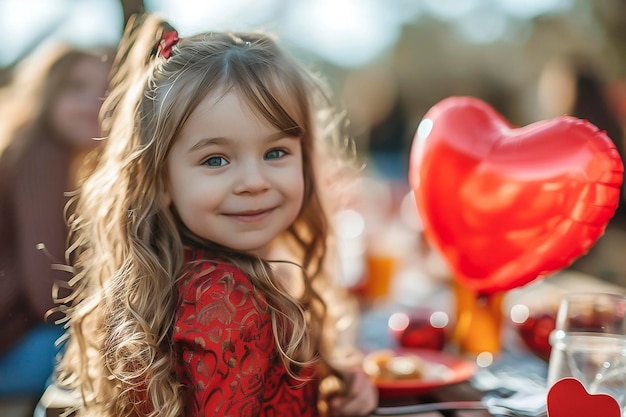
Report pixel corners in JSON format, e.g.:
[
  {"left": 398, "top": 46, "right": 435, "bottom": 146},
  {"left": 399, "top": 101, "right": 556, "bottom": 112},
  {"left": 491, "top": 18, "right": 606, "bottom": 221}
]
[
  {"left": 515, "top": 310, "right": 557, "bottom": 361},
  {"left": 388, "top": 308, "right": 449, "bottom": 351}
]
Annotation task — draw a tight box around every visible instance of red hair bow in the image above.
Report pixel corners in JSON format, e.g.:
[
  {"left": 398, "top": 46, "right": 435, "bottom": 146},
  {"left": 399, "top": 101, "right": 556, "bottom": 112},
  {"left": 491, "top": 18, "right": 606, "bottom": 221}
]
[{"left": 158, "top": 30, "right": 179, "bottom": 59}]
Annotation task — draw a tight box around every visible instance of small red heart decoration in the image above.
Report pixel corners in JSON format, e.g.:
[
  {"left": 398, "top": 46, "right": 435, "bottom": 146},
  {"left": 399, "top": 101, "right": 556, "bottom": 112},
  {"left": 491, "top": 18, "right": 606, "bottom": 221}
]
[
  {"left": 547, "top": 378, "right": 621, "bottom": 417},
  {"left": 409, "top": 97, "right": 623, "bottom": 294}
]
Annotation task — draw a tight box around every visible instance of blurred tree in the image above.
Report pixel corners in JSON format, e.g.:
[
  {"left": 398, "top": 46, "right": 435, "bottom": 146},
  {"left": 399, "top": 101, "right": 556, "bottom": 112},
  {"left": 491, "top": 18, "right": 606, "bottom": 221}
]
[{"left": 591, "top": 0, "right": 626, "bottom": 76}]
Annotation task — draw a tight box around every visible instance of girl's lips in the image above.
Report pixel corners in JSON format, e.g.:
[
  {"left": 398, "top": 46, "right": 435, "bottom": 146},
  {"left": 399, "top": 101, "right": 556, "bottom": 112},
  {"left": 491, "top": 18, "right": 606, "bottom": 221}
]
[{"left": 225, "top": 208, "right": 275, "bottom": 223}]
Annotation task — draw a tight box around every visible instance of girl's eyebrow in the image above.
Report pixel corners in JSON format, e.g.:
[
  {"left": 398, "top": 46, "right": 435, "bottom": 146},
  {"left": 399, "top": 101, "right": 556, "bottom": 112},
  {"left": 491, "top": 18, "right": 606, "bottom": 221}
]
[
  {"left": 187, "top": 130, "right": 299, "bottom": 153},
  {"left": 188, "top": 136, "right": 228, "bottom": 152}
]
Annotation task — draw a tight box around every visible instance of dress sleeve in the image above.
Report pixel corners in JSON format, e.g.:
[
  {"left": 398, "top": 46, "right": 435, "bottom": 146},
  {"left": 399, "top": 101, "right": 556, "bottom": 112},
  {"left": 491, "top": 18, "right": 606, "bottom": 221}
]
[{"left": 173, "top": 263, "right": 277, "bottom": 417}]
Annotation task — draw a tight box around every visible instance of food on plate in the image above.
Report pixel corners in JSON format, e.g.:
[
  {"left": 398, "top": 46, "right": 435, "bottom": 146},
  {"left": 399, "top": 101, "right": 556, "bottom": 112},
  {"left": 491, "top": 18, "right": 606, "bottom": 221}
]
[{"left": 362, "top": 350, "right": 424, "bottom": 381}]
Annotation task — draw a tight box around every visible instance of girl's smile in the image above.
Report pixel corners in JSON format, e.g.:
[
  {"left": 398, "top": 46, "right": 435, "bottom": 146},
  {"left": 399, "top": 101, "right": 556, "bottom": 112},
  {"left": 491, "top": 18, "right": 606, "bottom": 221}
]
[{"left": 222, "top": 207, "right": 277, "bottom": 225}]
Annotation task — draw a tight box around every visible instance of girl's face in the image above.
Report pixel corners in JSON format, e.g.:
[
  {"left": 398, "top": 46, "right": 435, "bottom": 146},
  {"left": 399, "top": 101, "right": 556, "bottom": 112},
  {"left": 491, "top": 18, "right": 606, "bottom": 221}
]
[
  {"left": 50, "top": 56, "right": 110, "bottom": 150},
  {"left": 165, "top": 90, "right": 305, "bottom": 256}
]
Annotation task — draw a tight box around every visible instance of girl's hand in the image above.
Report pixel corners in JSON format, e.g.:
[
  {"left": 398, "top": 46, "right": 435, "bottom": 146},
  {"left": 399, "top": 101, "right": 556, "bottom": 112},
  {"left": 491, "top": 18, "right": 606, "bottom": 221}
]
[{"left": 328, "top": 369, "right": 378, "bottom": 416}]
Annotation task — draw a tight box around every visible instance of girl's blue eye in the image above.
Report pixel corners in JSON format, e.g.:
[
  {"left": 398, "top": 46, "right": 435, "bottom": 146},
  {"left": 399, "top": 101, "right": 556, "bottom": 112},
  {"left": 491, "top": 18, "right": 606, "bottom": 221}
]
[
  {"left": 265, "top": 149, "right": 286, "bottom": 160},
  {"left": 203, "top": 156, "right": 228, "bottom": 167}
]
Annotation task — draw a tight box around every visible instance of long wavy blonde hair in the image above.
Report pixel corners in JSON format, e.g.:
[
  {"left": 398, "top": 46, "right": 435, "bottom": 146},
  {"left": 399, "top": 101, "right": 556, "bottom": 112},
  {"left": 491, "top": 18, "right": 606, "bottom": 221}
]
[{"left": 56, "top": 13, "right": 358, "bottom": 417}]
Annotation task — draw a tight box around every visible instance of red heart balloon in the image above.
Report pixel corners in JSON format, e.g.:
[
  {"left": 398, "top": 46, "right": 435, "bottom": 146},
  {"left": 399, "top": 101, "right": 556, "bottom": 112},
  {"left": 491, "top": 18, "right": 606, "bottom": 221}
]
[
  {"left": 409, "top": 96, "right": 623, "bottom": 294},
  {"left": 547, "top": 378, "right": 621, "bottom": 417}
]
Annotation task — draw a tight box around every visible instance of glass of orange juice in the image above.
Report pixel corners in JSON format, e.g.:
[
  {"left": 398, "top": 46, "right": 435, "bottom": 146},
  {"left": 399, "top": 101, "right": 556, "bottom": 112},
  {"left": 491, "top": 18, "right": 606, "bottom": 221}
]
[{"left": 362, "top": 252, "right": 398, "bottom": 301}]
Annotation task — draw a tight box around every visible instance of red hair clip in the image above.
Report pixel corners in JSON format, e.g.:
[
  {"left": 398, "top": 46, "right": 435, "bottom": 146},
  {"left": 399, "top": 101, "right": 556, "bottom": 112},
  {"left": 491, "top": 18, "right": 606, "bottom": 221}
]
[{"left": 157, "top": 30, "right": 179, "bottom": 59}]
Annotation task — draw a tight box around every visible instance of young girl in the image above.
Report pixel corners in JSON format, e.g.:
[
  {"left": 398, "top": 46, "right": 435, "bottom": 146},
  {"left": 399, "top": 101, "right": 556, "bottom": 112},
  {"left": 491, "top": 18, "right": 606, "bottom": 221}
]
[
  {"left": 0, "top": 43, "right": 112, "bottom": 397},
  {"left": 56, "top": 13, "right": 377, "bottom": 417}
]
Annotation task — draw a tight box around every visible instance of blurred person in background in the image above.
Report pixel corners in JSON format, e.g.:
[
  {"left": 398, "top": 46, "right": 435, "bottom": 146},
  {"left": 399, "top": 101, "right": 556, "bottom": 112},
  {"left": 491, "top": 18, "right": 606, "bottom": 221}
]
[
  {"left": 538, "top": 55, "right": 626, "bottom": 285},
  {"left": 0, "top": 42, "right": 113, "bottom": 404}
]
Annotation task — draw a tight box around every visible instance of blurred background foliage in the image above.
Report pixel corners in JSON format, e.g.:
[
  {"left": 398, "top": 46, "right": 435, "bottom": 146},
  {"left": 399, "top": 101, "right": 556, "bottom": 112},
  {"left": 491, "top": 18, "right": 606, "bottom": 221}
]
[{"left": 1, "top": 0, "right": 626, "bottom": 176}]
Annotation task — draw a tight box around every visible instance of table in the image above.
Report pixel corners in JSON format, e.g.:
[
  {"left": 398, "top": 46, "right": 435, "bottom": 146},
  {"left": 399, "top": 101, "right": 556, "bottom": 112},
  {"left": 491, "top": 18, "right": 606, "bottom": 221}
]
[
  {"left": 376, "top": 380, "right": 492, "bottom": 416},
  {"left": 358, "top": 271, "right": 624, "bottom": 417},
  {"left": 371, "top": 350, "right": 548, "bottom": 416}
]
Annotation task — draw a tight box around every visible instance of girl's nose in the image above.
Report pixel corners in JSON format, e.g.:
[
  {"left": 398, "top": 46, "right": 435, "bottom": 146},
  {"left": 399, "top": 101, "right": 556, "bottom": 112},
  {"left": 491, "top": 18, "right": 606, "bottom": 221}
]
[{"left": 233, "top": 160, "right": 271, "bottom": 194}]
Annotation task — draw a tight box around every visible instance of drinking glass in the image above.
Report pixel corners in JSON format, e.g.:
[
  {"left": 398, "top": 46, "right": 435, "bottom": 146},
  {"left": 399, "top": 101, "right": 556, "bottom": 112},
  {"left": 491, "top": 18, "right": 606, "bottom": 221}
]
[{"left": 547, "top": 292, "right": 626, "bottom": 413}]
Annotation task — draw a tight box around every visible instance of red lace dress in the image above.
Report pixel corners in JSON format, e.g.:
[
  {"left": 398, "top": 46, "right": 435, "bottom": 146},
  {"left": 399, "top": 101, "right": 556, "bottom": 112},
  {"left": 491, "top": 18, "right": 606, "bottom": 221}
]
[{"left": 173, "top": 247, "right": 319, "bottom": 417}]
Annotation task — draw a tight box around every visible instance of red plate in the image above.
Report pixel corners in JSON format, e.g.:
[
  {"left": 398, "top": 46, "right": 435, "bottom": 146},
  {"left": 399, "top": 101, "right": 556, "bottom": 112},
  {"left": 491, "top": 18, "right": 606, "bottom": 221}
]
[{"left": 365, "top": 348, "right": 477, "bottom": 399}]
